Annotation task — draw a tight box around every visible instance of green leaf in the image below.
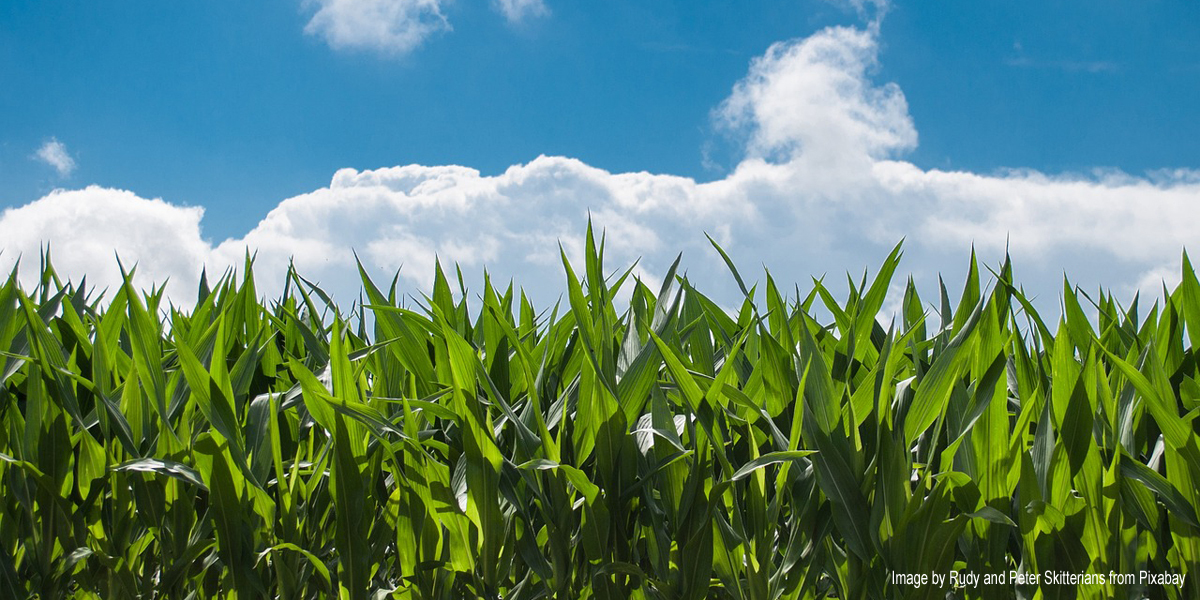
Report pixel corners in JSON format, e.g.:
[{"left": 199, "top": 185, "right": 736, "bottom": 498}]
[
  {"left": 112, "top": 458, "right": 208, "bottom": 491},
  {"left": 1121, "top": 454, "right": 1200, "bottom": 528},
  {"left": 904, "top": 296, "right": 983, "bottom": 445}
]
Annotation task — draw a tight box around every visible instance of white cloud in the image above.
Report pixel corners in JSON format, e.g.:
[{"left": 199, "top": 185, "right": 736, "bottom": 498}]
[
  {"left": 492, "top": 0, "right": 548, "bottom": 24},
  {"left": 2, "top": 23, "right": 1198, "bottom": 314},
  {"left": 827, "top": 0, "right": 890, "bottom": 25},
  {"left": 303, "top": 0, "right": 449, "bottom": 55},
  {"left": 0, "top": 187, "right": 208, "bottom": 300},
  {"left": 717, "top": 26, "right": 916, "bottom": 177},
  {"left": 34, "top": 138, "right": 76, "bottom": 177}
]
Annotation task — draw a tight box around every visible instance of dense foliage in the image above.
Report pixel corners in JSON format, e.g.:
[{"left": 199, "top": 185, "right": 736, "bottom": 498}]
[{"left": 2, "top": 229, "right": 1199, "bottom": 599}]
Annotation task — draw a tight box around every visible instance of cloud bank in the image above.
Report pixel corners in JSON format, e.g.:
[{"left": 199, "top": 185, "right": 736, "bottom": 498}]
[{"left": 4, "top": 24, "right": 1197, "bottom": 311}]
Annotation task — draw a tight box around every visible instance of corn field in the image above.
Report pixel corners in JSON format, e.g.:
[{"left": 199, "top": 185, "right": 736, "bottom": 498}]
[{"left": 2, "top": 228, "right": 1199, "bottom": 599}]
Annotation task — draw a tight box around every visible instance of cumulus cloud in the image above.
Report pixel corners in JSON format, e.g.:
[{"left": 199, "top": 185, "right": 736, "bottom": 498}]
[
  {"left": 0, "top": 187, "right": 209, "bottom": 299},
  {"left": 3, "top": 23, "right": 1197, "bottom": 312},
  {"left": 34, "top": 138, "right": 76, "bottom": 177},
  {"left": 303, "top": 0, "right": 449, "bottom": 55},
  {"left": 717, "top": 26, "right": 916, "bottom": 175},
  {"left": 492, "top": 0, "right": 548, "bottom": 24}
]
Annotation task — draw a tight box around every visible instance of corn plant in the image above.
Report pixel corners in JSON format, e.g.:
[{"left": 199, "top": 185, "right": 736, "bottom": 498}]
[{"left": 1, "top": 227, "right": 1198, "bottom": 599}]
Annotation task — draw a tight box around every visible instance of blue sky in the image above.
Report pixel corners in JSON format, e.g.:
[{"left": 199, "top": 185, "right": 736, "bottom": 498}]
[{"left": 2, "top": 0, "right": 1199, "bottom": 308}]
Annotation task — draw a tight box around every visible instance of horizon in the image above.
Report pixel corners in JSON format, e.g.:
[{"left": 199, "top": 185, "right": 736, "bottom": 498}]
[{"left": 2, "top": 0, "right": 1198, "bottom": 314}]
